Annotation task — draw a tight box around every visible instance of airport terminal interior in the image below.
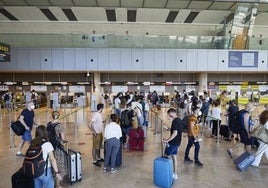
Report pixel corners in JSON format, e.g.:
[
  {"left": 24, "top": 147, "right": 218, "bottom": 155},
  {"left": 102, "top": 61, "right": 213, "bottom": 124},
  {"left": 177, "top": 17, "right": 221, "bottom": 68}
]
[
  {"left": 1, "top": 0, "right": 268, "bottom": 187},
  {"left": 0, "top": 101, "right": 268, "bottom": 188}
]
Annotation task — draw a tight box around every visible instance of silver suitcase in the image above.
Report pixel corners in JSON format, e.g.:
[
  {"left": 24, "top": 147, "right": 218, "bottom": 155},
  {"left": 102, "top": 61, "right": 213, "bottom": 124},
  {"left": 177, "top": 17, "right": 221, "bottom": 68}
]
[{"left": 68, "top": 149, "right": 82, "bottom": 184}]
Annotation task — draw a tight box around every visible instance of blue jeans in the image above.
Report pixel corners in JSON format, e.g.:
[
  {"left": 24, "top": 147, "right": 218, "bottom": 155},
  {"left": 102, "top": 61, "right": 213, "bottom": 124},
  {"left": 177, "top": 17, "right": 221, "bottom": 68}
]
[
  {"left": 184, "top": 136, "right": 200, "bottom": 161},
  {"left": 34, "top": 167, "right": 54, "bottom": 188}
]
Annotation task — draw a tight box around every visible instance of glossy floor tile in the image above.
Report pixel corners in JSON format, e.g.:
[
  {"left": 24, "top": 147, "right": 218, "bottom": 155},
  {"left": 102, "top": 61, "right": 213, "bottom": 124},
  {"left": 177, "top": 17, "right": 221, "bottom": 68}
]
[{"left": 0, "top": 106, "right": 268, "bottom": 188}]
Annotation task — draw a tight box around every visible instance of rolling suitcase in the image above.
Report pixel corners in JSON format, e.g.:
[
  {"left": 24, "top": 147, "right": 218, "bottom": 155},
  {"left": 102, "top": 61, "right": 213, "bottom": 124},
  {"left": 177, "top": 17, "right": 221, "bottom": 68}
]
[
  {"left": 129, "top": 128, "right": 144, "bottom": 151},
  {"left": 153, "top": 143, "right": 173, "bottom": 188},
  {"left": 11, "top": 168, "right": 34, "bottom": 188},
  {"left": 233, "top": 144, "right": 268, "bottom": 171},
  {"left": 68, "top": 149, "right": 82, "bottom": 184},
  {"left": 233, "top": 151, "right": 255, "bottom": 171}
]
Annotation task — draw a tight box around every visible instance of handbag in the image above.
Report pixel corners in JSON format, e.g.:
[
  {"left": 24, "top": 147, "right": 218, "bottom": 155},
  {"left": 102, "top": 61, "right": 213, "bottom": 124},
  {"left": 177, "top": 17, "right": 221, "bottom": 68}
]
[
  {"left": 11, "top": 121, "right": 26, "bottom": 136},
  {"left": 251, "top": 125, "right": 268, "bottom": 144}
]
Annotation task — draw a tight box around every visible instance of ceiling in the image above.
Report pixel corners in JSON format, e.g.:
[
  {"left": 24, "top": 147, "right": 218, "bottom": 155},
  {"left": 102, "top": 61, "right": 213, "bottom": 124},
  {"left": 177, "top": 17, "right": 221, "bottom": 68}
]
[
  {"left": 0, "top": 0, "right": 268, "bottom": 25},
  {"left": 1, "top": 0, "right": 268, "bottom": 48}
]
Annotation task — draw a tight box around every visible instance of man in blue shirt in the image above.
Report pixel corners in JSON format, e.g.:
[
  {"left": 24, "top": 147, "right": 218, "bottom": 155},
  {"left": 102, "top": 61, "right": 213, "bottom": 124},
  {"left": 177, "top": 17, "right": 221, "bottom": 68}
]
[{"left": 16, "top": 102, "right": 36, "bottom": 156}]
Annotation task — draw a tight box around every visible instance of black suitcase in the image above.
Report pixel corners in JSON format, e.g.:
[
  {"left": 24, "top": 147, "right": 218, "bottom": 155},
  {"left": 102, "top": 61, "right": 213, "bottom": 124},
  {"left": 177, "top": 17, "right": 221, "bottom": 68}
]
[{"left": 11, "top": 168, "right": 34, "bottom": 188}]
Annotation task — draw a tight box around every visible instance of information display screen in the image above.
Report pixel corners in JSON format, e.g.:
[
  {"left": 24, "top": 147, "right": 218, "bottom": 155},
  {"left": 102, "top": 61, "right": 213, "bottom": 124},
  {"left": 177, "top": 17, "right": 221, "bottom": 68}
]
[
  {"left": 0, "top": 42, "right": 10, "bottom": 62},
  {"left": 228, "top": 51, "right": 258, "bottom": 68}
]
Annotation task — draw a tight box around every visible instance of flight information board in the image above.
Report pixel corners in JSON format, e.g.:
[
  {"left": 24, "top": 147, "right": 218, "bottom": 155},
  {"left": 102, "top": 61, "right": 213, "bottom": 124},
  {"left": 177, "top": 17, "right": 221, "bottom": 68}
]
[{"left": 0, "top": 42, "right": 10, "bottom": 62}]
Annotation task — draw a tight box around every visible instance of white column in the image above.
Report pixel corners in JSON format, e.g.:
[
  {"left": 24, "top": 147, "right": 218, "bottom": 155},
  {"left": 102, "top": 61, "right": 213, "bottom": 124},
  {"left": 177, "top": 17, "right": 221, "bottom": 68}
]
[
  {"left": 198, "top": 73, "right": 208, "bottom": 92},
  {"left": 93, "top": 72, "right": 101, "bottom": 104}
]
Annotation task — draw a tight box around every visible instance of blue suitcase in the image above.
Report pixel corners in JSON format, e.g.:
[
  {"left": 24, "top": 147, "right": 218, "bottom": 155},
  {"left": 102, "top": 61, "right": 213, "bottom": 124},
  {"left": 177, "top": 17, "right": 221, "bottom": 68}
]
[
  {"left": 153, "top": 156, "right": 173, "bottom": 188},
  {"left": 233, "top": 151, "right": 255, "bottom": 171}
]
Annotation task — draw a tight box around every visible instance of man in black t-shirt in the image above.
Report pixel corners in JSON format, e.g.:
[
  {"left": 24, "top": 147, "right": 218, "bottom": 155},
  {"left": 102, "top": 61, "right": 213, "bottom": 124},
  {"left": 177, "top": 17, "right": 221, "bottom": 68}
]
[{"left": 163, "top": 108, "right": 183, "bottom": 180}]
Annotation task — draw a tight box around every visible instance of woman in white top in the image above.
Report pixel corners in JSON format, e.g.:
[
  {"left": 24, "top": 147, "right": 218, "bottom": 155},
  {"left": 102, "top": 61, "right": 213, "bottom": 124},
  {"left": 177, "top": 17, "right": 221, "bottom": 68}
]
[
  {"left": 33, "top": 125, "right": 62, "bottom": 188},
  {"left": 103, "top": 114, "right": 122, "bottom": 174},
  {"left": 251, "top": 110, "right": 268, "bottom": 167},
  {"left": 211, "top": 99, "right": 222, "bottom": 138}
]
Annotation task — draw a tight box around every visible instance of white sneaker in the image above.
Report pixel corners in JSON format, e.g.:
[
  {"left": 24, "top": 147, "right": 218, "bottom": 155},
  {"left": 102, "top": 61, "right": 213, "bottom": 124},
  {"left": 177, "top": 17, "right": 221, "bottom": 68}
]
[{"left": 173, "top": 173, "right": 178, "bottom": 180}]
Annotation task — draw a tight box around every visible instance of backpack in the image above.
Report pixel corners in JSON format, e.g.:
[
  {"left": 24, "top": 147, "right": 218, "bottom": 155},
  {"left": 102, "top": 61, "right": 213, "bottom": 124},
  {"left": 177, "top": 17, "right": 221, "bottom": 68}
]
[
  {"left": 232, "top": 109, "right": 248, "bottom": 134},
  {"left": 228, "top": 106, "right": 239, "bottom": 134},
  {"left": 120, "top": 110, "right": 131, "bottom": 128},
  {"left": 46, "top": 122, "right": 61, "bottom": 149},
  {"left": 181, "top": 115, "right": 190, "bottom": 133},
  {"left": 23, "top": 142, "right": 48, "bottom": 178},
  {"left": 4, "top": 94, "right": 9, "bottom": 101}
]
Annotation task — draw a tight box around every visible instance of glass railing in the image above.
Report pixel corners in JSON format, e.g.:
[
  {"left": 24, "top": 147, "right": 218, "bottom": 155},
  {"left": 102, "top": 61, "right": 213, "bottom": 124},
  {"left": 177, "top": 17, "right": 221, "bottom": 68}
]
[{"left": 0, "top": 33, "right": 267, "bottom": 50}]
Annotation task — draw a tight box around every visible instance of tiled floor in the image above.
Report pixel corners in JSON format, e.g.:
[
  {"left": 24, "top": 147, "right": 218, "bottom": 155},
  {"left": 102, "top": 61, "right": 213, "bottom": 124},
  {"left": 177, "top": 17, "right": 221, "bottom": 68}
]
[{"left": 1, "top": 105, "right": 268, "bottom": 188}]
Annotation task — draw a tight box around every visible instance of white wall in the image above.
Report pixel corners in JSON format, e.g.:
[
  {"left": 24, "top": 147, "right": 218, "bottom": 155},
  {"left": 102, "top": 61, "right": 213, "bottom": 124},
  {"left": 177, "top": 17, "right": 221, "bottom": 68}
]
[{"left": 0, "top": 48, "right": 267, "bottom": 73}]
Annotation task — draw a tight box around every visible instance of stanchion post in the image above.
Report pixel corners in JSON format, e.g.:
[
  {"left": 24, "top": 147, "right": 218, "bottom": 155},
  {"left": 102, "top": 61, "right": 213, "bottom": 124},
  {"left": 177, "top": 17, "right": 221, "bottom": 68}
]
[
  {"left": 160, "top": 119, "right": 163, "bottom": 141},
  {"left": 46, "top": 110, "right": 49, "bottom": 123},
  {"left": 154, "top": 115, "right": 158, "bottom": 135},
  {"left": 201, "top": 114, "right": 205, "bottom": 136},
  {"left": 74, "top": 110, "right": 78, "bottom": 129},
  {"left": 83, "top": 106, "right": 85, "bottom": 121},
  {"left": 217, "top": 119, "right": 220, "bottom": 143},
  {"left": 0, "top": 104, "right": 2, "bottom": 119},
  {"left": 9, "top": 112, "right": 16, "bottom": 149}
]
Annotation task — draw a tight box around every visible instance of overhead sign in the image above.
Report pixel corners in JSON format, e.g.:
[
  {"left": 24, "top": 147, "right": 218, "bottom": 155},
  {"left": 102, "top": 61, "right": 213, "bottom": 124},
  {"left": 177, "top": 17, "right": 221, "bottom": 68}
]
[{"left": 0, "top": 42, "right": 10, "bottom": 62}]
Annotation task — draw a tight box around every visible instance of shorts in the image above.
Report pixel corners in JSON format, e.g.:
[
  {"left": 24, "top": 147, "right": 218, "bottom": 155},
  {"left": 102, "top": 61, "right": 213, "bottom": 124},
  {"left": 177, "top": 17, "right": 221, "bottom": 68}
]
[
  {"left": 93, "top": 133, "right": 103, "bottom": 149},
  {"left": 22, "top": 130, "right": 32, "bottom": 143},
  {"left": 164, "top": 144, "right": 179, "bottom": 156},
  {"left": 240, "top": 129, "right": 253, "bottom": 146}
]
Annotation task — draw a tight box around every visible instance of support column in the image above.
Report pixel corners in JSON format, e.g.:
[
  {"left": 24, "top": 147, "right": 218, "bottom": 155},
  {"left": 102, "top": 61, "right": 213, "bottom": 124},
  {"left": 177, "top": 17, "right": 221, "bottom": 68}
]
[
  {"left": 198, "top": 73, "right": 208, "bottom": 93},
  {"left": 90, "top": 72, "right": 101, "bottom": 111},
  {"left": 93, "top": 72, "right": 101, "bottom": 104}
]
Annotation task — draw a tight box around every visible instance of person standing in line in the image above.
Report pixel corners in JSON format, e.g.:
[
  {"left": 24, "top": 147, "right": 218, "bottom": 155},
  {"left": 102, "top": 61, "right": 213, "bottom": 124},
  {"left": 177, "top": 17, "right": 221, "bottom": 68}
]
[
  {"left": 49, "top": 111, "right": 68, "bottom": 186},
  {"left": 226, "top": 102, "right": 256, "bottom": 157},
  {"left": 178, "top": 101, "right": 188, "bottom": 120},
  {"left": 16, "top": 102, "right": 36, "bottom": 156},
  {"left": 33, "top": 125, "right": 62, "bottom": 188},
  {"left": 163, "top": 108, "right": 183, "bottom": 180},
  {"left": 25, "top": 89, "right": 32, "bottom": 106},
  {"left": 211, "top": 99, "right": 222, "bottom": 139},
  {"left": 88, "top": 103, "right": 105, "bottom": 167},
  {"left": 31, "top": 90, "right": 38, "bottom": 108},
  {"left": 103, "top": 114, "right": 122, "bottom": 174},
  {"left": 114, "top": 92, "right": 122, "bottom": 118},
  {"left": 240, "top": 102, "right": 256, "bottom": 153},
  {"left": 184, "top": 107, "right": 203, "bottom": 166},
  {"left": 251, "top": 110, "right": 268, "bottom": 167},
  {"left": 49, "top": 90, "right": 54, "bottom": 109}
]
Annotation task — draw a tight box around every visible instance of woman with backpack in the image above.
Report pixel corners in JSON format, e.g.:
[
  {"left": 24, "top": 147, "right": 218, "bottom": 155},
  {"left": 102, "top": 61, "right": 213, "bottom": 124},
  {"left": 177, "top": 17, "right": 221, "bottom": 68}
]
[
  {"left": 31, "top": 125, "right": 62, "bottom": 188},
  {"left": 47, "top": 111, "right": 67, "bottom": 186}
]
